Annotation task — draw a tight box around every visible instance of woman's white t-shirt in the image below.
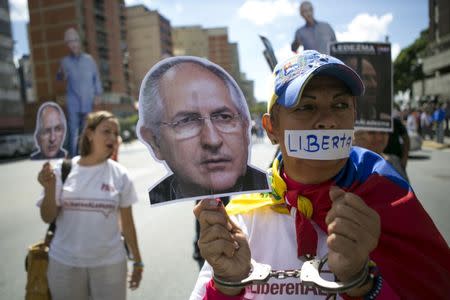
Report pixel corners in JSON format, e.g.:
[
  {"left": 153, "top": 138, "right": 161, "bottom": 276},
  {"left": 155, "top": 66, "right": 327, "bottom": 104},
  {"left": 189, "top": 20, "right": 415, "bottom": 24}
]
[{"left": 37, "top": 157, "right": 138, "bottom": 267}]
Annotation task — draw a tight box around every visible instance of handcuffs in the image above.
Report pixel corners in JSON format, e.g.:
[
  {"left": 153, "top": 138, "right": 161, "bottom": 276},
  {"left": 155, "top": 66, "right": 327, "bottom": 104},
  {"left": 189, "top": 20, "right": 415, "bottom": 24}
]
[{"left": 213, "top": 255, "right": 369, "bottom": 293}]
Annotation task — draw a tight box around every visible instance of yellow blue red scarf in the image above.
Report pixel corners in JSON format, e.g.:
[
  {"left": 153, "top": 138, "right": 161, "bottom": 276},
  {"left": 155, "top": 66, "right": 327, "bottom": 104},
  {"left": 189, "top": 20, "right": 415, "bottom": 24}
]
[{"left": 226, "top": 155, "right": 319, "bottom": 257}]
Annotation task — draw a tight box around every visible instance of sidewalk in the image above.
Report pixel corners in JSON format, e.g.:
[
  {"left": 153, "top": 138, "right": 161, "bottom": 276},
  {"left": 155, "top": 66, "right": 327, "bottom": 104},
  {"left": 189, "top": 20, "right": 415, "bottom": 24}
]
[{"left": 422, "top": 136, "right": 450, "bottom": 150}]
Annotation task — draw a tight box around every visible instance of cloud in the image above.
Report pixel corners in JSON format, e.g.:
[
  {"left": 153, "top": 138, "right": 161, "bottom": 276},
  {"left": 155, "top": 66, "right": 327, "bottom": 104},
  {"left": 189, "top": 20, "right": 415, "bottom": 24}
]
[
  {"left": 276, "top": 32, "right": 287, "bottom": 41},
  {"left": 175, "top": 3, "right": 184, "bottom": 14},
  {"left": 336, "top": 13, "right": 393, "bottom": 42},
  {"left": 9, "top": 0, "right": 28, "bottom": 21},
  {"left": 253, "top": 43, "right": 293, "bottom": 101},
  {"left": 275, "top": 43, "right": 293, "bottom": 62},
  {"left": 255, "top": 73, "right": 274, "bottom": 102},
  {"left": 238, "top": 0, "right": 297, "bottom": 26},
  {"left": 337, "top": 13, "right": 400, "bottom": 60},
  {"left": 391, "top": 43, "right": 400, "bottom": 60}
]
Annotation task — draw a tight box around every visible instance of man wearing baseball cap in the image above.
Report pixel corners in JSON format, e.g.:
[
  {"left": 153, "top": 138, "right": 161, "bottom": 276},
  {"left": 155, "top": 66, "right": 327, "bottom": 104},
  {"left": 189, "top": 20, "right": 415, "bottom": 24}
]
[{"left": 191, "top": 50, "right": 449, "bottom": 299}]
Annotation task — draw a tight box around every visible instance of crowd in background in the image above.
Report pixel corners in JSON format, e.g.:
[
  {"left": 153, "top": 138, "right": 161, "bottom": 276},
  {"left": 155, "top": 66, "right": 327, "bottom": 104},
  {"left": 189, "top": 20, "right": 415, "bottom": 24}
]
[{"left": 398, "top": 99, "right": 449, "bottom": 144}]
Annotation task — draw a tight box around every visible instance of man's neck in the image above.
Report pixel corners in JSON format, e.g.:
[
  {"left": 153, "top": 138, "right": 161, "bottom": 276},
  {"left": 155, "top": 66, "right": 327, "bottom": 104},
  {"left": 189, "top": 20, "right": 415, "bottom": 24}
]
[{"left": 305, "top": 19, "right": 316, "bottom": 27}]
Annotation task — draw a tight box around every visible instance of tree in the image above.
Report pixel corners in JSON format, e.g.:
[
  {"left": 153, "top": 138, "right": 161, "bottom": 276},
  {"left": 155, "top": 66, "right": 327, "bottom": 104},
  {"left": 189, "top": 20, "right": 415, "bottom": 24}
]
[
  {"left": 393, "top": 29, "right": 428, "bottom": 94},
  {"left": 249, "top": 101, "right": 267, "bottom": 117}
]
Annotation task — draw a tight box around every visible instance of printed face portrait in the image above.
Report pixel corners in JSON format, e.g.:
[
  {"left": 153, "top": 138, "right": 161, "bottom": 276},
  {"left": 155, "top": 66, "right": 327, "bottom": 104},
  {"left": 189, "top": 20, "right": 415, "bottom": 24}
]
[
  {"left": 346, "top": 58, "right": 377, "bottom": 106},
  {"left": 138, "top": 57, "right": 269, "bottom": 205},
  {"left": 331, "top": 43, "right": 393, "bottom": 131},
  {"left": 360, "top": 59, "right": 377, "bottom": 104},
  {"left": 64, "top": 28, "right": 81, "bottom": 55},
  {"left": 31, "top": 102, "right": 67, "bottom": 160},
  {"left": 300, "top": 1, "right": 314, "bottom": 23}
]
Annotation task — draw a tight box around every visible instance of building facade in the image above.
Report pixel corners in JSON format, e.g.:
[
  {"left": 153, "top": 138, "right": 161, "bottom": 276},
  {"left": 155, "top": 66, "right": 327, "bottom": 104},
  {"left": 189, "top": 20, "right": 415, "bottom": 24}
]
[
  {"left": 413, "top": 0, "right": 450, "bottom": 102},
  {"left": 229, "top": 42, "right": 255, "bottom": 105},
  {"left": 172, "top": 25, "right": 256, "bottom": 107},
  {"left": 126, "top": 5, "right": 172, "bottom": 98},
  {"left": 207, "top": 28, "right": 233, "bottom": 76},
  {"left": 0, "top": 0, "right": 22, "bottom": 133},
  {"left": 172, "top": 25, "right": 208, "bottom": 58}
]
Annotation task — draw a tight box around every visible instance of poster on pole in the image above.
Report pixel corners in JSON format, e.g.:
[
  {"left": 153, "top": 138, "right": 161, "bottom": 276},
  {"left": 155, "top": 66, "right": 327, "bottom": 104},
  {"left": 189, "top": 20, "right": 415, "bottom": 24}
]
[{"left": 330, "top": 42, "right": 392, "bottom": 131}]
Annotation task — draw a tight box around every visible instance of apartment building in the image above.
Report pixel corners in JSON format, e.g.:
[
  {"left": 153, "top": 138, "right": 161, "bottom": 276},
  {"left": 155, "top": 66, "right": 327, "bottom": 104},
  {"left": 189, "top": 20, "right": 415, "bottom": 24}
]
[
  {"left": 126, "top": 5, "right": 172, "bottom": 98},
  {"left": 172, "top": 25, "right": 256, "bottom": 106},
  {"left": 0, "top": 0, "right": 22, "bottom": 133}
]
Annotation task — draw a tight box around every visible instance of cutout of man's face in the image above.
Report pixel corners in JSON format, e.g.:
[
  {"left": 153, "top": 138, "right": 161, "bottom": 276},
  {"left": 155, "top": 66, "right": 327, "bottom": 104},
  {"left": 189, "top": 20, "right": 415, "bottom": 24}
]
[
  {"left": 300, "top": 2, "right": 314, "bottom": 24},
  {"left": 37, "top": 106, "right": 65, "bottom": 158},
  {"left": 144, "top": 64, "right": 249, "bottom": 195},
  {"left": 65, "top": 29, "right": 81, "bottom": 56}
]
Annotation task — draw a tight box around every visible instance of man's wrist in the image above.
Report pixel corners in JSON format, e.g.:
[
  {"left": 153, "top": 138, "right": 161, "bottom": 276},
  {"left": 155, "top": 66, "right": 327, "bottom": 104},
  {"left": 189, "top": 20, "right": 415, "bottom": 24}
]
[
  {"left": 44, "top": 184, "right": 56, "bottom": 192},
  {"left": 133, "top": 261, "right": 144, "bottom": 272},
  {"left": 213, "top": 281, "right": 245, "bottom": 296},
  {"left": 343, "top": 277, "right": 374, "bottom": 297},
  {"left": 341, "top": 261, "right": 380, "bottom": 299},
  {"left": 213, "top": 271, "right": 250, "bottom": 296}
]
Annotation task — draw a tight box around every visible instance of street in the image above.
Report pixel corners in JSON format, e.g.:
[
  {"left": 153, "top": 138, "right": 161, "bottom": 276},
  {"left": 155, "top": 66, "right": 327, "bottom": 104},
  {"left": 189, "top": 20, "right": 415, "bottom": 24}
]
[{"left": 0, "top": 138, "right": 449, "bottom": 299}]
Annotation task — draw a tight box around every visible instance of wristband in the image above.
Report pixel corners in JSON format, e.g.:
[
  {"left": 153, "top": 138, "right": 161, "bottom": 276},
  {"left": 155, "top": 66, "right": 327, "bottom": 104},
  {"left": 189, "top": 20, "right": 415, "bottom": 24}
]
[
  {"left": 364, "top": 271, "right": 382, "bottom": 300},
  {"left": 359, "top": 261, "right": 378, "bottom": 287},
  {"left": 133, "top": 261, "right": 144, "bottom": 269}
]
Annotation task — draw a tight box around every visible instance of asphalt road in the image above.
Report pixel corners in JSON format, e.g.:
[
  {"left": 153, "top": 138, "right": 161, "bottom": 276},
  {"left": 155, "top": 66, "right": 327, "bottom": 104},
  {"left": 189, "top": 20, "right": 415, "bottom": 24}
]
[{"left": 0, "top": 138, "right": 448, "bottom": 299}]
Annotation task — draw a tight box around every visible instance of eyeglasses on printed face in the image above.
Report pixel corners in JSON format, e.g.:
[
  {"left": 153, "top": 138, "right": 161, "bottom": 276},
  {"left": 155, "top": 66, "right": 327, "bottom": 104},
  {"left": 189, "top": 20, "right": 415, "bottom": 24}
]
[{"left": 159, "top": 112, "right": 242, "bottom": 139}]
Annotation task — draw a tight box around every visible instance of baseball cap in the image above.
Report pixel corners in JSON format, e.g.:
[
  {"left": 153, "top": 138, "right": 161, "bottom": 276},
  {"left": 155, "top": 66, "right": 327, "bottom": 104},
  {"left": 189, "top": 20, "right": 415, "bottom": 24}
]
[{"left": 268, "top": 50, "right": 364, "bottom": 112}]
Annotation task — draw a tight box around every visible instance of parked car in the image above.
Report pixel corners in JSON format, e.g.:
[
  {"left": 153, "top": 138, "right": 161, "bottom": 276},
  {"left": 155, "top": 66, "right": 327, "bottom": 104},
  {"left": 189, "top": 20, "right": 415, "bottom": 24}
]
[{"left": 0, "top": 134, "right": 35, "bottom": 157}]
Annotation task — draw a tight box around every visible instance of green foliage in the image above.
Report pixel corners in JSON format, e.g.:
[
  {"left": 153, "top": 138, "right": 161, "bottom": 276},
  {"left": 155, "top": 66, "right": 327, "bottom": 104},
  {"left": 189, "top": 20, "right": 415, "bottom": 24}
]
[
  {"left": 249, "top": 101, "right": 268, "bottom": 116},
  {"left": 393, "top": 29, "right": 428, "bottom": 94}
]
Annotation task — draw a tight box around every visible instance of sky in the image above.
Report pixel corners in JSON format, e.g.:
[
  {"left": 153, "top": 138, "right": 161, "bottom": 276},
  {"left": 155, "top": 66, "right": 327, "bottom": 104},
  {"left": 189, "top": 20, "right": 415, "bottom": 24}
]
[{"left": 9, "top": 0, "right": 428, "bottom": 102}]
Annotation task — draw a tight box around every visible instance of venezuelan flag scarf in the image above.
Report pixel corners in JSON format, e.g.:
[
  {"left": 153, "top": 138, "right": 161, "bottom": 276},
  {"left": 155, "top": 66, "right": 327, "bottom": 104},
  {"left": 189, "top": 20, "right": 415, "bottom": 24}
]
[
  {"left": 226, "top": 153, "right": 332, "bottom": 258},
  {"left": 227, "top": 149, "right": 450, "bottom": 299}
]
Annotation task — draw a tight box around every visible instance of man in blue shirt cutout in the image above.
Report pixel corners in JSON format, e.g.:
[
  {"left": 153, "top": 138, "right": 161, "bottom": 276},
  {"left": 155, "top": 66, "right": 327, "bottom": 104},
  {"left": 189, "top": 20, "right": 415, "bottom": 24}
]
[
  {"left": 291, "top": 1, "right": 336, "bottom": 55},
  {"left": 57, "top": 28, "right": 103, "bottom": 157}
]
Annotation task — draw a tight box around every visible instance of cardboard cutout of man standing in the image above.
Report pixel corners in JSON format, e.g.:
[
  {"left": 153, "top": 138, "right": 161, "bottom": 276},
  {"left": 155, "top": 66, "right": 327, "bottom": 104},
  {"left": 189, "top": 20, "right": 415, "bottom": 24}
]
[
  {"left": 137, "top": 56, "right": 269, "bottom": 205},
  {"left": 291, "top": 1, "right": 336, "bottom": 54},
  {"left": 57, "top": 28, "right": 103, "bottom": 157}
]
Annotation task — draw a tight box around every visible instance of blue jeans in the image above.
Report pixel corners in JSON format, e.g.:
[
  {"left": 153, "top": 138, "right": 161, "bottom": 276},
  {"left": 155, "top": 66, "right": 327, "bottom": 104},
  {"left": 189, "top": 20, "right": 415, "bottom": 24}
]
[{"left": 67, "top": 111, "right": 88, "bottom": 157}]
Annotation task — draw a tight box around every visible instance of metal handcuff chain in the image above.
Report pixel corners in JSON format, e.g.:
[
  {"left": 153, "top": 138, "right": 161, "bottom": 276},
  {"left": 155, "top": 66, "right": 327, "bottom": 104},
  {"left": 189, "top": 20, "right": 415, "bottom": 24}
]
[{"left": 213, "top": 254, "right": 369, "bottom": 293}]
